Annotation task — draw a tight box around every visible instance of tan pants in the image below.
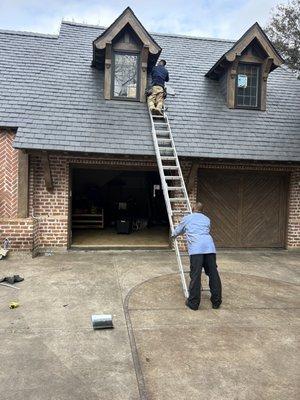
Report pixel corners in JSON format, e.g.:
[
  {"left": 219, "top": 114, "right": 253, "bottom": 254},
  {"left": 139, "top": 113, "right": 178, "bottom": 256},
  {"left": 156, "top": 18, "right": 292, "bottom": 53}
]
[{"left": 147, "top": 85, "right": 164, "bottom": 113}]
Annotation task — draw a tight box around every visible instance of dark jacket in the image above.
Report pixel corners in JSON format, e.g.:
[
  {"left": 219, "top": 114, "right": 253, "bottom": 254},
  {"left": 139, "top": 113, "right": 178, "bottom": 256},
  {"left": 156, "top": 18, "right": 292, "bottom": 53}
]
[{"left": 151, "top": 65, "right": 169, "bottom": 87}]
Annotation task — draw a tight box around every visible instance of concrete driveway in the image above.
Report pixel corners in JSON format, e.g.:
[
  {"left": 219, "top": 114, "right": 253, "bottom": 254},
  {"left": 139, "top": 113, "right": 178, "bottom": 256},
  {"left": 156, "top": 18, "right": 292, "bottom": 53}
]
[{"left": 0, "top": 250, "right": 299, "bottom": 399}]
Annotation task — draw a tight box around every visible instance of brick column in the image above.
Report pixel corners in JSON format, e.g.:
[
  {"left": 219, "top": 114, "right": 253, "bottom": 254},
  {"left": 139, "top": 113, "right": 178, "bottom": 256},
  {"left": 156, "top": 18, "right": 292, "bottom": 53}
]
[
  {"left": 0, "top": 131, "right": 18, "bottom": 217},
  {"left": 287, "top": 170, "right": 300, "bottom": 249},
  {"left": 0, "top": 130, "right": 34, "bottom": 250}
]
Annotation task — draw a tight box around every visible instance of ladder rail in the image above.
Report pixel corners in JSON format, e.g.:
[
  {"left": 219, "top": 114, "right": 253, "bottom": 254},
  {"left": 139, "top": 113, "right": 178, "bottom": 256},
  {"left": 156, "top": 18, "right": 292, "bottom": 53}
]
[
  {"left": 148, "top": 107, "right": 190, "bottom": 298},
  {"left": 165, "top": 113, "right": 192, "bottom": 214},
  {"left": 149, "top": 109, "right": 174, "bottom": 227}
]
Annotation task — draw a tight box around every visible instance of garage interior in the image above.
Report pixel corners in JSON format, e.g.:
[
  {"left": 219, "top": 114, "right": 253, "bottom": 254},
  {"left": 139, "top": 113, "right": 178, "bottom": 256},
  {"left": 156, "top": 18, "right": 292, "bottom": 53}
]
[{"left": 71, "top": 168, "right": 170, "bottom": 248}]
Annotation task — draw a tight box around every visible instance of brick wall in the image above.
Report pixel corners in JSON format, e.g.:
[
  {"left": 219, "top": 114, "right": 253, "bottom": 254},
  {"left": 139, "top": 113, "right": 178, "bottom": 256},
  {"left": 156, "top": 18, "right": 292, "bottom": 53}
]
[
  {"left": 29, "top": 155, "right": 69, "bottom": 250},
  {"left": 287, "top": 170, "right": 300, "bottom": 249},
  {"left": 0, "top": 131, "right": 299, "bottom": 252},
  {"left": 0, "top": 219, "right": 34, "bottom": 250}
]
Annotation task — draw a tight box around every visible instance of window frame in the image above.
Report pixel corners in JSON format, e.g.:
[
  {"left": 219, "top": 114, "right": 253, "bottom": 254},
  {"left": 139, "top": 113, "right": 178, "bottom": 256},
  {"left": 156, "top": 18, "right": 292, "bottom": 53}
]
[
  {"left": 234, "top": 62, "right": 262, "bottom": 110},
  {"left": 111, "top": 50, "right": 141, "bottom": 101}
]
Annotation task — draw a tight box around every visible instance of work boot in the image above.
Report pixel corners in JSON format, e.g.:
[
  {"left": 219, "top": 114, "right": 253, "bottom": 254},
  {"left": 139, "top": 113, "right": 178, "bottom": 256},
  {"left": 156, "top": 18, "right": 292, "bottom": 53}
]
[
  {"left": 4, "top": 276, "right": 15, "bottom": 284},
  {"left": 185, "top": 299, "right": 198, "bottom": 311},
  {"left": 14, "top": 275, "right": 24, "bottom": 283}
]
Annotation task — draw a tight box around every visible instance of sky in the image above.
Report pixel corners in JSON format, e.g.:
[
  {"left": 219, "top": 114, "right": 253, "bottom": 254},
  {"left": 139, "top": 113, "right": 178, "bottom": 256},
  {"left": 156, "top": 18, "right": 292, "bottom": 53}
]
[{"left": 0, "top": 0, "right": 288, "bottom": 40}]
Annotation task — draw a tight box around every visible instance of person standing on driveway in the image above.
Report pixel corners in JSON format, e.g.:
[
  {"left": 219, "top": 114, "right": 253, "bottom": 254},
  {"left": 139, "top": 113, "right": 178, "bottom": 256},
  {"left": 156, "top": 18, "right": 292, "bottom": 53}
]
[
  {"left": 172, "top": 202, "right": 222, "bottom": 310},
  {"left": 148, "top": 59, "right": 169, "bottom": 115}
]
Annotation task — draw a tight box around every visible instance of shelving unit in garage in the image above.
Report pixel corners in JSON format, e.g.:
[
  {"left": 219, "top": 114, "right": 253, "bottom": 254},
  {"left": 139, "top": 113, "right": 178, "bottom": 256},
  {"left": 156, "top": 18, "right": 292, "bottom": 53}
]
[{"left": 72, "top": 210, "right": 104, "bottom": 229}]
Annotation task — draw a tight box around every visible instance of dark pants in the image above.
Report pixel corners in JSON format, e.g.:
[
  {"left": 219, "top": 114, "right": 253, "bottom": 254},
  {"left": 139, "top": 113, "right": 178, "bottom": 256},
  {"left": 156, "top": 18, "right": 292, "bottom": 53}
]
[{"left": 187, "top": 253, "right": 222, "bottom": 310}]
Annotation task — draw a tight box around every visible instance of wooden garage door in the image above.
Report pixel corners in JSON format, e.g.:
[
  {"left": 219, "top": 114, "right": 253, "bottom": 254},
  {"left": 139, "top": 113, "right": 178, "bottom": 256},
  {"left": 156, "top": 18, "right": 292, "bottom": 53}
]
[{"left": 197, "top": 170, "right": 288, "bottom": 248}]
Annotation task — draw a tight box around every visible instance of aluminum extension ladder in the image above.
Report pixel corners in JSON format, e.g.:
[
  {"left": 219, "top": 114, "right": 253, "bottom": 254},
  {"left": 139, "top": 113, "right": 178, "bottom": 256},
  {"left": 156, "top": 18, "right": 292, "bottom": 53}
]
[{"left": 148, "top": 108, "right": 192, "bottom": 298}]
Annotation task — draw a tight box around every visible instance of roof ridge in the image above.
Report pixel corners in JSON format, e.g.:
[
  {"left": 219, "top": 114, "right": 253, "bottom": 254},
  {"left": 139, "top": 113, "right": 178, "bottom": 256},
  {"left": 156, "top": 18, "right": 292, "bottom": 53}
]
[
  {"left": 61, "top": 20, "right": 106, "bottom": 30},
  {"left": 0, "top": 21, "right": 236, "bottom": 44},
  {"left": 0, "top": 27, "right": 58, "bottom": 38},
  {"left": 61, "top": 20, "right": 235, "bottom": 43},
  {"left": 151, "top": 31, "right": 235, "bottom": 43}
]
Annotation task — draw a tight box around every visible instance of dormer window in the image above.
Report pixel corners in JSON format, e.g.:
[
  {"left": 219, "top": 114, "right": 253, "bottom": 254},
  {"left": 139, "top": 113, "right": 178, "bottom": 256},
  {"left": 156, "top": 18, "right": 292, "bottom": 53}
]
[
  {"left": 236, "top": 63, "right": 260, "bottom": 108},
  {"left": 113, "top": 52, "right": 139, "bottom": 99},
  {"left": 92, "top": 7, "right": 161, "bottom": 102},
  {"left": 205, "top": 22, "right": 284, "bottom": 111},
  {"left": 110, "top": 27, "right": 142, "bottom": 100}
]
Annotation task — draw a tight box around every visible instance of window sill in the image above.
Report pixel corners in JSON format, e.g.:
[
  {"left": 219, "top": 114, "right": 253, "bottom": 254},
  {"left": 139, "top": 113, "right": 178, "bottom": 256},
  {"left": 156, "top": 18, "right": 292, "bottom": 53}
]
[{"left": 111, "top": 96, "right": 140, "bottom": 102}]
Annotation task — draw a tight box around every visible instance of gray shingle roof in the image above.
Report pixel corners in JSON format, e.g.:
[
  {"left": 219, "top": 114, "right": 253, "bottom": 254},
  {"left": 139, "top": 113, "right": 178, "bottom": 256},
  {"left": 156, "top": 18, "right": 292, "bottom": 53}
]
[{"left": 0, "top": 21, "right": 299, "bottom": 161}]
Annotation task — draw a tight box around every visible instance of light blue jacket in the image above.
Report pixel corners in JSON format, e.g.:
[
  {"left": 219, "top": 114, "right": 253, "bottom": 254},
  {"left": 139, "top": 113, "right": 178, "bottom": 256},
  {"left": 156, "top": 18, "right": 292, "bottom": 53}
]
[{"left": 172, "top": 212, "right": 216, "bottom": 255}]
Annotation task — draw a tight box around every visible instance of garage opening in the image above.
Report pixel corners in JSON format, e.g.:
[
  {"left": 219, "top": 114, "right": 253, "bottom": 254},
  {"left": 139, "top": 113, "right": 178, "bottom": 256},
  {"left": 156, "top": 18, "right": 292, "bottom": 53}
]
[{"left": 70, "top": 168, "right": 169, "bottom": 249}]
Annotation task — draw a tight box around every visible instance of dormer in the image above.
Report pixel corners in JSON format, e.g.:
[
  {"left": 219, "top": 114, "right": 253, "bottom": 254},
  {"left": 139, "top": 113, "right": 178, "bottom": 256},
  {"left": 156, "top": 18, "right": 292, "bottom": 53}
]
[
  {"left": 206, "top": 23, "right": 284, "bottom": 111},
  {"left": 92, "top": 7, "right": 161, "bottom": 102}
]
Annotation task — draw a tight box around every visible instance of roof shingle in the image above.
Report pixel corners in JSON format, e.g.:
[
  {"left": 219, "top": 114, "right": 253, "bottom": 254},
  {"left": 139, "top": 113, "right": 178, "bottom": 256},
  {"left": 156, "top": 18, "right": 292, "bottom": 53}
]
[{"left": 0, "top": 21, "right": 299, "bottom": 162}]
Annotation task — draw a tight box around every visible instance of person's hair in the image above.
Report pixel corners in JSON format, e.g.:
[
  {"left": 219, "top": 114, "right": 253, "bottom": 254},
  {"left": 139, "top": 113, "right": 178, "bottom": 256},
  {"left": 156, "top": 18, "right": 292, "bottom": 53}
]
[
  {"left": 193, "top": 202, "right": 203, "bottom": 212},
  {"left": 159, "top": 59, "right": 167, "bottom": 66}
]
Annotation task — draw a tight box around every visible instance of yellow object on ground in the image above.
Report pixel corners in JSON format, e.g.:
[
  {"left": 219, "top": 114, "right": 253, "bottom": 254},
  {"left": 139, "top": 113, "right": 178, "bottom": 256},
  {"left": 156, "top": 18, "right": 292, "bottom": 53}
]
[{"left": 9, "top": 302, "right": 19, "bottom": 309}]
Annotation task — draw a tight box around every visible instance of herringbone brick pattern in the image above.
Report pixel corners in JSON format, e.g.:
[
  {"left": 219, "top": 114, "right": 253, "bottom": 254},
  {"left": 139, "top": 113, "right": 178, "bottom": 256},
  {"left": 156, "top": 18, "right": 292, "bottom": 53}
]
[
  {"left": 0, "top": 142, "right": 299, "bottom": 251},
  {"left": 0, "top": 131, "right": 18, "bottom": 218},
  {"left": 287, "top": 171, "right": 300, "bottom": 248}
]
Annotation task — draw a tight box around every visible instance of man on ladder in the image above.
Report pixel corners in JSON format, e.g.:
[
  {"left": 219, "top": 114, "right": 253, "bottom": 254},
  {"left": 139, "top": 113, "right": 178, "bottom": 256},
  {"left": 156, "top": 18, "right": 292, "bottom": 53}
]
[
  {"left": 148, "top": 59, "right": 169, "bottom": 116},
  {"left": 172, "top": 202, "right": 222, "bottom": 311}
]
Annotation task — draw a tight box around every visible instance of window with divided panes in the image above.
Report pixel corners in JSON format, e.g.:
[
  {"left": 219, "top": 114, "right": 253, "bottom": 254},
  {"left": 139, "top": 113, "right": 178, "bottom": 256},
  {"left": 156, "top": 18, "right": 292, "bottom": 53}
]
[
  {"left": 235, "top": 63, "right": 260, "bottom": 109},
  {"left": 112, "top": 52, "right": 139, "bottom": 99}
]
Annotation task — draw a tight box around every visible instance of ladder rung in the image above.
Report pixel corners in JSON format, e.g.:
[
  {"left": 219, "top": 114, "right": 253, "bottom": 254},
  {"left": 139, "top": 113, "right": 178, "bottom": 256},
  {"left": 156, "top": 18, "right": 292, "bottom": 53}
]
[
  {"left": 152, "top": 115, "right": 165, "bottom": 118},
  {"left": 165, "top": 176, "right": 181, "bottom": 180},
  {"left": 157, "top": 138, "right": 172, "bottom": 142},
  {"left": 159, "top": 147, "right": 174, "bottom": 151},
  {"left": 161, "top": 156, "right": 176, "bottom": 160},
  {"left": 170, "top": 198, "right": 187, "bottom": 202},
  {"left": 163, "top": 166, "right": 178, "bottom": 170},
  {"left": 167, "top": 186, "right": 184, "bottom": 190},
  {"left": 154, "top": 122, "right": 168, "bottom": 125}
]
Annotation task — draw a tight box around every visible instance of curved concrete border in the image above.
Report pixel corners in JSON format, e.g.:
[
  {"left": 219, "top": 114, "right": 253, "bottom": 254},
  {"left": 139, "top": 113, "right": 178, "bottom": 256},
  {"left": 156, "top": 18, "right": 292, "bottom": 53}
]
[
  {"left": 122, "top": 270, "right": 299, "bottom": 399},
  {"left": 123, "top": 272, "right": 182, "bottom": 400}
]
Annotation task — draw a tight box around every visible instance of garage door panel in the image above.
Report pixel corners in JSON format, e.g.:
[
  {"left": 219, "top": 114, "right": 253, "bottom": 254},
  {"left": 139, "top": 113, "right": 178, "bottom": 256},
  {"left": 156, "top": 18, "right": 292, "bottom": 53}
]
[
  {"left": 199, "top": 172, "right": 240, "bottom": 247},
  {"left": 241, "top": 174, "right": 284, "bottom": 247},
  {"left": 198, "top": 170, "right": 288, "bottom": 248}
]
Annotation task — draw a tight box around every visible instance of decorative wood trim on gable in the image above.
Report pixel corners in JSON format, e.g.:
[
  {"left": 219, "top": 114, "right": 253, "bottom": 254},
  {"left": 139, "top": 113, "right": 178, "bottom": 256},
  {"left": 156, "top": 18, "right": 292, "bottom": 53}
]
[
  {"left": 227, "top": 58, "right": 240, "bottom": 109},
  {"left": 260, "top": 57, "right": 274, "bottom": 111},
  {"left": 104, "top": 43, "right": 112, "bottom": 100},
  {"left": 92, "top": 7, "right": 161, "bottom": 103},
  {"left": 205, "top": 22, "right": 284, "bottom": 111},
  {"left": 140, "top": 45, "right": 149, "bottom": 102},
  {"left": 206, "top": 23, "right": 284, "bottom": 80},
  {"left": 93, "top": 7, "right": 161, "bottom": 55},
  {"left": 41, "top": 152, "right": 53, "bottom": 192},
  {"left": 224, "top": 23, "right": 283, "bottom": 68}
]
